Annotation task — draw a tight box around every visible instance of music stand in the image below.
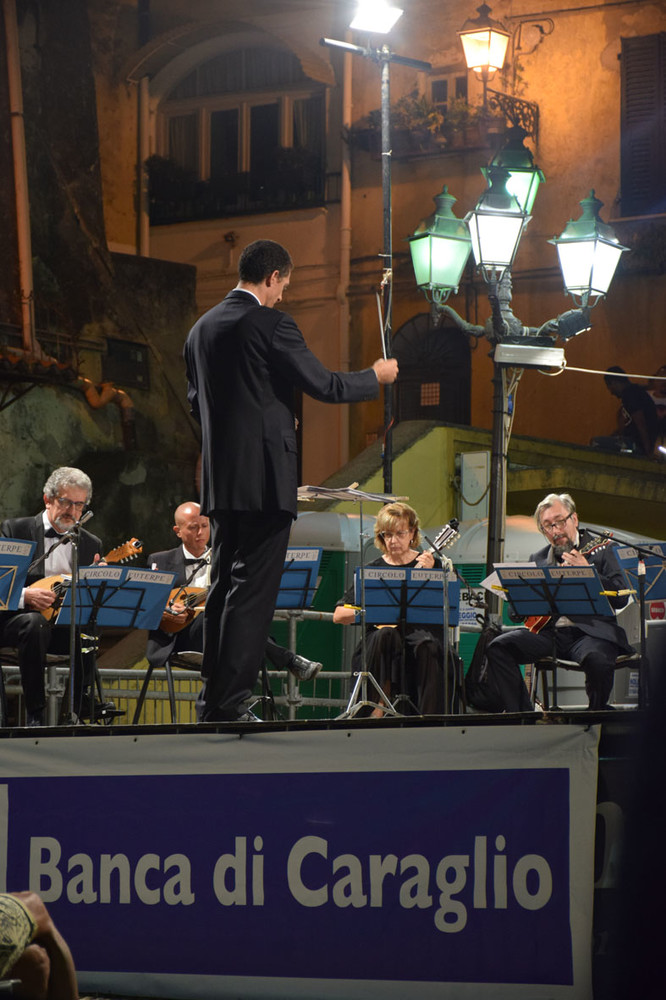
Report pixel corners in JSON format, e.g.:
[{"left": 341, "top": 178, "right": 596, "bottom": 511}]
[
  {"left": 56, "top": 566, "right": 174, "bottom": 722},
  {"left": 257, "top": 547, "right": 323, "bottom": 720},
  {"left": 496, "top": 564, "right": 613, "bottom": 709},
  {"left": 275, "top": 547, "right": 322, "bottom": 609},
  {"left": 56, "top": 567, "right": 176, "bottom": 630},
  {"left": 614, "top": 541, "right": 666, "bottom": 708},
  {"left": 298, "top": 483, "right": 409, "bottom": 718},
  {"left": 0, "top": 539, "right": 36, "bottom": 610},
  {"left": 355, "top": 566, "right": 460, "bottom": 716}
]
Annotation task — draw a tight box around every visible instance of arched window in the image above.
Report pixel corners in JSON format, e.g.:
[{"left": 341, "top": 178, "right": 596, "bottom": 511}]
[
  {"left": 392, "top": 313, "right": 471, "bottom": 425},
  {"left": 151, "top": 46, "right": 326, "bottom": 222}
]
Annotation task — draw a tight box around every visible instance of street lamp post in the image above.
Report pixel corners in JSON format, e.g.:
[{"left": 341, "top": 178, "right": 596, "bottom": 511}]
[
  {"left": 321, "top": 3, "right": 430, "bottom": 493},
  {"left": 409, "top": 157, "right": 627, "bottom": 620}
]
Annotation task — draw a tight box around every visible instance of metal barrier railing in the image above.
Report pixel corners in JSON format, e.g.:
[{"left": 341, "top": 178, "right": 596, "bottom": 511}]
[{"left": 1, "top": 665, "right": 353, "bottom": 726}]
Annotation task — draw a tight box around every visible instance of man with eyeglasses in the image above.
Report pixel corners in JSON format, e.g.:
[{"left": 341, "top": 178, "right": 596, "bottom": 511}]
[
  {"left": 485, "top": 492, "right": 633, "bottom": 712},
  {"left": 0, "top": 466, "right": 105, "bottom": 726}
]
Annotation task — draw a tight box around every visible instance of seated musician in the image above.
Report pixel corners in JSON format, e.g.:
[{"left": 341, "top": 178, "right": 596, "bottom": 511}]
[
  {"left": 147, "top": 502, "right": 322, "bottom": 689},
  {"left": 0, "top": 466, "right": 114, "bottom": 726},
  {"left": 485, "top": 492, "right": 633, "bottom": 712},
  {"left": 333, "top": 502, "right": 445, "bottom": 716}
]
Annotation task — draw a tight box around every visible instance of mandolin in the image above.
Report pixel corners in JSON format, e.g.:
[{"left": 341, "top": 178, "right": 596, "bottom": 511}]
[
  {"left": 523, "top": 533, "right": 613, "bottom": 633},
  {"left": 31, "top": 537, "right": 143, "bottom": 621},
  {"left": 159, "top": 585, "right": 208, "bottom": 634}
]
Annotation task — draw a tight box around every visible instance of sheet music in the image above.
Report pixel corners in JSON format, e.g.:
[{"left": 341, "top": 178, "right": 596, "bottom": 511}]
[{"left": 297, "top": 484, "right": 408, "bottom": 503}]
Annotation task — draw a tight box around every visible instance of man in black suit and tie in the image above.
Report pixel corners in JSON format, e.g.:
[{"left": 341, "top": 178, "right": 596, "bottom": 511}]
[
  {"left": 146, "top": 500, "right": 323, "bottom": 687},
  {"left": 486, "top": 492, "right": 634, "bottom": 711},
  {"left": 184, "top": 239, "right": 398, "bottom": 722},
  {"left": 0, "top": 466, "right": 103, "bottom": 726}
]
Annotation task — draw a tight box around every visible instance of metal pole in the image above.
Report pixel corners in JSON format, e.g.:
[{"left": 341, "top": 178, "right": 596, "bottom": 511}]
[
  {"left": 484, "top": 274, "right": 514, "bottom": 622},
  {"left": 380, "top": 50, "right": 393, "bottom": 494}
]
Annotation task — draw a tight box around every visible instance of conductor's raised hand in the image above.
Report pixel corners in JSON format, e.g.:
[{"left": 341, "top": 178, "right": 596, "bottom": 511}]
[{"left": 372, "top": 358, "right": 399, "bottom": 384}]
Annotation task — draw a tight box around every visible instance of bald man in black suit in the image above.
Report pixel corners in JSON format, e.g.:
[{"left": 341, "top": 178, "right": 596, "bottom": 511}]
[{"left": 184, "top": 239, "right": 398, "bottom": 722}]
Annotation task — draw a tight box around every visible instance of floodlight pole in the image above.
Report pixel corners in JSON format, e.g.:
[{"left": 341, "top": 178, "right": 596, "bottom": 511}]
[{"left": 321, "top": 37, "right": 431, "bottom": 492}]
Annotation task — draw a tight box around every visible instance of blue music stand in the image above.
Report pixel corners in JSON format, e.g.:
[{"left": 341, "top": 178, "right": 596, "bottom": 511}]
[
  {"left": 275, "top": 547, "right": 322, "bottom": 610},
  {"left": 56, "top": 566, "right": 175, "bottom": 631},
  {"left": 253, "top": 548, "right": 323, "bottom": 720},
  {"left": 357, "top": 567, "right": 460, "bottom": 627},
  {"left": 614, "top": 542, "right": 666, "bottom": 708},
  {"left": 0, "top": 538, "right": 36, "bottom": 611},
  {"left": 615, "top": 543, "right": 666, "bottom": 601},
  {"left": 495, "top": 564, "right": 613, "bottom": 621}
]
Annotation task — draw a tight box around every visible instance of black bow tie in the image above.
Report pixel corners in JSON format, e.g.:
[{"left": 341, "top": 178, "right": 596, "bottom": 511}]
[
  {"left": 185, "top": 557, "right": 207, "bottom": 566},
  {"left": 44, "top": 527, "right": 62, "bottom": 538}
]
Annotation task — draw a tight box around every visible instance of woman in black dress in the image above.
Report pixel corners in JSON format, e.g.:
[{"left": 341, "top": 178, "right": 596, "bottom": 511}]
[{"left": 333, "top": 502, "right": 444, "bottom": 716}]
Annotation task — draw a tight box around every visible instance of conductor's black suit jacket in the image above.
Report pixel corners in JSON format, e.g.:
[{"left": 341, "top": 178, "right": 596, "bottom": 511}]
[{"left": 184, "top": 289, "right": 379, "bottom": 516}]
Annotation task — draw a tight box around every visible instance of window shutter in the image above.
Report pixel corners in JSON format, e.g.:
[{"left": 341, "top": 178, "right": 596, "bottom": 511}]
[{"left": 621, "top": 33, "right": 666, "bottom": 216}]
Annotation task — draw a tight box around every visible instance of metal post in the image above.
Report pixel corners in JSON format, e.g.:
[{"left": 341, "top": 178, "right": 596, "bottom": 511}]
[{"left": 380, "top": 49, "right": 393, "bottom": 494}]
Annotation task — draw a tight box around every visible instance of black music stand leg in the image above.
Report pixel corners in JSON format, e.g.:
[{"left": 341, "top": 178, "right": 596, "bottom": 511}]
[
  {"left": 250, "top": 661, "right": 281, "bottom": 721},
  {"left": 132, "top": 664, "right": 154, "bottom": 724},
  {"left": 165, "top": 661, "right": 177, "bottom": 722},
  {"left": 0, "top": 666, "right": 7, "bottom": 727},
  {"left": 638, "top": 569, "right": 649, "bottom": 710}
]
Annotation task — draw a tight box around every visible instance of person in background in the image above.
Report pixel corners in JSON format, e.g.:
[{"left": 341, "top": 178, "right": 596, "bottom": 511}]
[{"left": 592, "top": 366, "right": 659, "bottom": 456}]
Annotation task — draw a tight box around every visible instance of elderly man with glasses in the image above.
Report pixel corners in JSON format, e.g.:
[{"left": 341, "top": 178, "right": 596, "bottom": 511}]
[
  {"left": 0, "top": 466, "right": 106, "bottom": 726},
  {"left": 485, "top": 492, "right": 633, "bottom": 712}
]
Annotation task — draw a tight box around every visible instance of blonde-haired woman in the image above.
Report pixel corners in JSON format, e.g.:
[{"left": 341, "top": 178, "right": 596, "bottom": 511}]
[{"left": 333, "top": 502, "right": 445, "bottom": 716}]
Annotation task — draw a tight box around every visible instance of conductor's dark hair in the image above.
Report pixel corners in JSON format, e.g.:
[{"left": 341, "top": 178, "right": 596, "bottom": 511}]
[{"left": 238, "top": 240, "right": 293, "bottom": 283}]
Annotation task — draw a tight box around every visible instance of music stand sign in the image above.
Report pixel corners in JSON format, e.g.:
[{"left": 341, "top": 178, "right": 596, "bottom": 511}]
[
  {"left": 0, "top": 538, "right": 36, "bottom": 611},
  {"left": 55, "top": 566, "right": 175, "bottom": 630}
]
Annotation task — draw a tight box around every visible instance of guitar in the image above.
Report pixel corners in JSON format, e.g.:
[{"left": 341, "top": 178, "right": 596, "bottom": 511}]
[
  {"left": 31, "top": 538, "right": 143, "bottom": 621},
  {"left": 523, "top": 533, "right": 613, "bottom": 633},
  {"left": 159, "top": 585, "right": 208, "bottom": 634},
  {"left": 426, "top": 518, "right": 460, "bottom": 557}
]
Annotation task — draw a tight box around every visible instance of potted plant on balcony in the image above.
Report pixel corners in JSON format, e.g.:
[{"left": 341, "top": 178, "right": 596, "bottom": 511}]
[{"left": 363, "top": 90, "right": 446, "bottom": 155}]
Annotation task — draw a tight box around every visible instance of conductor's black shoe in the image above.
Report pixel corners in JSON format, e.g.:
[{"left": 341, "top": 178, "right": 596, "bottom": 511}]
[
  {"left": 288, "top": 654, "right": 322, "bottom": 682},
  {"left": 80, "top": 700, "right": 125, "bottom": 722},
  {"left": 26, "top": 711, "right": 44, "bottom": 727}
]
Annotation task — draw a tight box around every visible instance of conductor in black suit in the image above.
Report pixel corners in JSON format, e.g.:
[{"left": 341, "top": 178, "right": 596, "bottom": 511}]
[
  {"left": 184, "top": 239, "right": 398, "bottom": 722},
  {"left": 0, "top": 466, "right": 102, "bottom": 726},
  {"left": 486, "top": 492, "right": 633, "bottom": 711}
]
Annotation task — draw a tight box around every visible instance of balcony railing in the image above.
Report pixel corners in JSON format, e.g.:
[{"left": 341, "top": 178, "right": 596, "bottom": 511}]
[{"left": 149, "top": 165, "right": 336, "bottom": 225}]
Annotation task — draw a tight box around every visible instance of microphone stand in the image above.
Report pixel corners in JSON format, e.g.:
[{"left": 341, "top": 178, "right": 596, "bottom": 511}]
[
  {"left": 28, "top": 510, "right": 94, "bottom": 725},
  {"left": 583, "top": 526, "right": 654, "bottom": 709}
]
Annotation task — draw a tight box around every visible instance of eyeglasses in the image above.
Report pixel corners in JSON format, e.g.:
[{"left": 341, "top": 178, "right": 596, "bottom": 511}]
[
  {"left": 541, "top": 513, "right": 573, "bottom": 534},
  {"left": 54, "top": 496, "right": 87, "bottom": 511},
  {"left": 379, "top": 530, "right": 411, "bottom": 540}
]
